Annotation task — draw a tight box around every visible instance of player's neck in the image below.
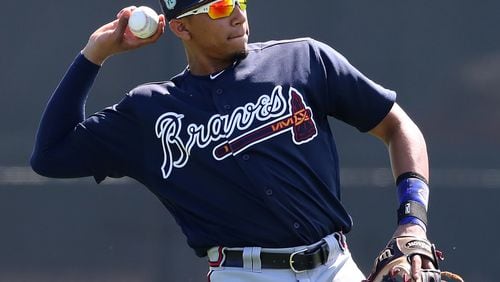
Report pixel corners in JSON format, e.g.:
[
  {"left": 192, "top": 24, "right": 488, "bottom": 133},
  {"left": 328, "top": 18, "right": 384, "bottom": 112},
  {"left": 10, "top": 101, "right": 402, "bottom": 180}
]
[
  {"left": 185, "top": 49, "right": 237, "bottom": 76},
  {"left": 187, "top": 59, "right": 234, "bottom": 76}
]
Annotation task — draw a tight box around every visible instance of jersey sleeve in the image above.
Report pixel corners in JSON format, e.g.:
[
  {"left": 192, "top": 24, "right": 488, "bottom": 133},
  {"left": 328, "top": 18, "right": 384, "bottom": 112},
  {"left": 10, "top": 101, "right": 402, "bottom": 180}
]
[
  {"left": 31, "top": 53, "right": 142, "bottom": 183},
  {"left": 72, "top": 95, "right": 144, "bottom": 183},
  {"left": 311, "top": 39, "right": 397, "bottom": 132}
]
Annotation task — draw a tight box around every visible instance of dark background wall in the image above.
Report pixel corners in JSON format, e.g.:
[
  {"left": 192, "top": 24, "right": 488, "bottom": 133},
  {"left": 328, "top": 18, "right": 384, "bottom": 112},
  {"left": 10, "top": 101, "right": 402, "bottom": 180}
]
[{"left": 1, "top": 0, "right": 498, "bottom": 281}]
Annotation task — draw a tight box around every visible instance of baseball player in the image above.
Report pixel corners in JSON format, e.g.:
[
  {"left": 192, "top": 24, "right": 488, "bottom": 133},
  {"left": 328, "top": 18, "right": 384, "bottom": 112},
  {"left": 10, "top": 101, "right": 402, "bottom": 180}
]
[{"left": 31, "top": 0, "right": 440, "bottom": 281}]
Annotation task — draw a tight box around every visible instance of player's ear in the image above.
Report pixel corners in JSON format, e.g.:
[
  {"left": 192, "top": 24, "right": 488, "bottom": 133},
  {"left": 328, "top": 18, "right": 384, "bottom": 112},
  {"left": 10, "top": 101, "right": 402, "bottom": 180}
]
[{"left": 169, "top": 19, "right": 191, "bottom": 40}]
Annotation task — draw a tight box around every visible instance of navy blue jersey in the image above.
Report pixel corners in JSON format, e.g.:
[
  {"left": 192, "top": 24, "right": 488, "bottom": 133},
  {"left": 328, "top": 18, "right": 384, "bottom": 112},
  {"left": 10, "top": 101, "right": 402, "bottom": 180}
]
[{"left": 32, "top": 38, "right": 396, "bottom": 257}]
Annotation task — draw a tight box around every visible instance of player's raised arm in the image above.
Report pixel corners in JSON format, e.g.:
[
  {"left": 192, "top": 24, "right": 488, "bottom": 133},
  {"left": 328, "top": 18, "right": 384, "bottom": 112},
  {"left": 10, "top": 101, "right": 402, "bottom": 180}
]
[
  {"left": 31, "top": 6, "right": 164, "bottom": 178},
  {"left": 82, "top": 6, "right": 165, "bottom": 65}
]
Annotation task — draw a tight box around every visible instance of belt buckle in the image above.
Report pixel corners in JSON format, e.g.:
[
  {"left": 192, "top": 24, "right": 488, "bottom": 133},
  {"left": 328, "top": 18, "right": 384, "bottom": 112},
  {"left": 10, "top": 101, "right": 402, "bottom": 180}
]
[{"left": 289, "top": 248, "right": 308, "bottom": 273}]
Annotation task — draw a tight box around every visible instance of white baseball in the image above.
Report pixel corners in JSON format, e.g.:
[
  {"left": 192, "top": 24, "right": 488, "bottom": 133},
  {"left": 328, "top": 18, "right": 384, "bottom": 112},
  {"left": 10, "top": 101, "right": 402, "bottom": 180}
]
[{"left": 128, "top": 6, "right": 159, "bottom": 39}]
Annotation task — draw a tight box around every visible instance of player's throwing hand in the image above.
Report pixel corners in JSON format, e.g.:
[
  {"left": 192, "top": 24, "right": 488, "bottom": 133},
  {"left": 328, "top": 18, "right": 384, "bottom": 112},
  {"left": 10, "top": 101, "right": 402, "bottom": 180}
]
[{"left": 82, "top": 6, "right": 166, "bottom": 65}]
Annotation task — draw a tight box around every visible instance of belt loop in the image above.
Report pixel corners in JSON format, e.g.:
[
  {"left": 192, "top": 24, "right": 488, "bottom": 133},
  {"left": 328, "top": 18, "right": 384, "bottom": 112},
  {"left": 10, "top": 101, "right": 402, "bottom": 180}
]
[
  {"left": 334, "top": 232, "right": 348, "bottom": 252},
  {"left": 252, "top": 247, "right": 262, "bottom": 272},
  {"left": 207, "top": 246, "right": 226, "bottom": 267},
  {"left": 323, "top": 233, "right": 341, "bottom": 263},
  {"left": 242, "top": 247, "right": 253, "bottom": 271}
]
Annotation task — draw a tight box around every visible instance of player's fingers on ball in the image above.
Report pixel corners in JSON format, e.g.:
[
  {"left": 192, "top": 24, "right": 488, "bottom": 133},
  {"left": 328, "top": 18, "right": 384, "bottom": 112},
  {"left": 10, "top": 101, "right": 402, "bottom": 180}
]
[
  {"left": 411, "top": 255, "right": 422, "bottom": 281},
  {"left": 154, "top": 16, "right": 166, "bottom": 37},
  {"left": 158, "top": 14, "right": 166, "bottom": 26},
  {"left": 139, "top": 32, "right": 162, "bottom": 45},
  {"left": 115, "top": 12, "right": 131, "bottom": 36},
  {"left": 117, "top": 6, "right": 136, "bottom": 18},
  {"left": 138, "top": 19, "right": 165, "bottom": 43}
]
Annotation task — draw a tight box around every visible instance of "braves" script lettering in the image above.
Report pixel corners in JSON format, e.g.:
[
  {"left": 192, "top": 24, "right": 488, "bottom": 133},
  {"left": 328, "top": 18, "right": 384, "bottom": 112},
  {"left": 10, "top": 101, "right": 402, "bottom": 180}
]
[{"left": 155, "top": 86, "right": 317, "bottom": 179}]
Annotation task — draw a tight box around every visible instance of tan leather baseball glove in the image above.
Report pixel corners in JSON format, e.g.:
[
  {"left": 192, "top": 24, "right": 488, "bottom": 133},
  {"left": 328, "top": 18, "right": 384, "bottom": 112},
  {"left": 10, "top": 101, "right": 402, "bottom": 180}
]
[{"left": 365, "top": 236, "right": 464, "bottom": 282}]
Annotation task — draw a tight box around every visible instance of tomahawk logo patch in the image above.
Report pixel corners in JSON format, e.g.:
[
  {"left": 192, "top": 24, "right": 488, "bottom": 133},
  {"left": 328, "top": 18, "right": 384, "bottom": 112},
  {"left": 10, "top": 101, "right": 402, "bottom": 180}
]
[
  {"left": 155, "top": 86, "right": 318, "bottom": 179},
  {"left": 213, "top": 87, "right": 317, "bottom": 160}
]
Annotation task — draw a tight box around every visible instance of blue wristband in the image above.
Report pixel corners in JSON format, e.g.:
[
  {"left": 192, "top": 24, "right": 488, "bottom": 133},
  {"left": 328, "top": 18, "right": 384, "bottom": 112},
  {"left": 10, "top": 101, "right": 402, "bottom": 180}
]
[{"left": 397, "top": 177, "right": 429, "bottom": 210}]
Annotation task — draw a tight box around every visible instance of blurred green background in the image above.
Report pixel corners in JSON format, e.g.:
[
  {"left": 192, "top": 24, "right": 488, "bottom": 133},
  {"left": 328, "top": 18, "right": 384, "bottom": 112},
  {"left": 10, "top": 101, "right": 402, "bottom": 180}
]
[{"left": 1, "top": 0, "right": 498, "bottom": 281}]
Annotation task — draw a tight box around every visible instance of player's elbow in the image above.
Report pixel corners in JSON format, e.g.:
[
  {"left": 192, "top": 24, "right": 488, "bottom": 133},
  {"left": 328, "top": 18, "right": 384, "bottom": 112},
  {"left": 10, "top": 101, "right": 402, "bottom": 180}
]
[
  {"left": 31, "top": 148, "right": 91, "bottom": 179},
  {"left": 30, "top": 151, "right": 61, "bottom": 178},
  {"left": 30, "top": 152, "right": 50, "bottom": 177}
]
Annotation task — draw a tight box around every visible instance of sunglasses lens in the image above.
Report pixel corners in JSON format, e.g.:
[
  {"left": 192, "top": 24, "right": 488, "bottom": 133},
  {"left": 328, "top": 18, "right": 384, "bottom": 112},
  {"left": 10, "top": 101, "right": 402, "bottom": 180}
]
[
  {"left": 208, "top": 0, "right": 246, "bottom": 19},
  {"left": 238, "top": 0, "right": 247, "bottom": 11},
  {"left": 208, "top": 0, "right": 234, "bottom": 19}
]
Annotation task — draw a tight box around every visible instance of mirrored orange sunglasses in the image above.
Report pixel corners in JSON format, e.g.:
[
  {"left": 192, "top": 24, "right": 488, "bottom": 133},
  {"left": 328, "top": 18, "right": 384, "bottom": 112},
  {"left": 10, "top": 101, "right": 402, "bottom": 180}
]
[{"left": 176, "top": 0, "right": 247, "bottom": 20}]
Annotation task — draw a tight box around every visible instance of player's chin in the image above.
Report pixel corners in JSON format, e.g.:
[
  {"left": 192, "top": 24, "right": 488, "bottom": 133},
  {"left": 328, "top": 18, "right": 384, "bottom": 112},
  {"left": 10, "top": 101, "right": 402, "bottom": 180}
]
[
  {"left": 232, "top": 48, "right": 249, "bottom": 61},
  {"left": 228, "top": 35, "right": 248, "bottom": 59}
]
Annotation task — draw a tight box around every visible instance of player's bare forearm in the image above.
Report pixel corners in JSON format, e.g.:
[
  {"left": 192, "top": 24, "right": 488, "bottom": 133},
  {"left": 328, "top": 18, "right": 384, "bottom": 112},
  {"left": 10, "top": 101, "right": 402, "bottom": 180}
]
[
  {"left": 369, "top": 103, "right": 429, "bottom": 181},
  {"left": 370, "top": 104, "right": 429, "bottom": 235},
  {"left": 82, "top": 6, "right": 165, "bottom": 65}
]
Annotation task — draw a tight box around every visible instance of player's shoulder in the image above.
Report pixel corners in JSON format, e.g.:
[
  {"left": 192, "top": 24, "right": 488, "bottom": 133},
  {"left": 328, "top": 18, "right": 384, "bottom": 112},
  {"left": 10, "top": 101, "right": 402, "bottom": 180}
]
[
  {"left": 125, "top": 78, "right": 179, "bottom": 99},
  {"left": 248, "top": 37, "right": 322, "bottom": 52},
  {"left": 247, "top": 38, "right": 339, "bottom": 61}
]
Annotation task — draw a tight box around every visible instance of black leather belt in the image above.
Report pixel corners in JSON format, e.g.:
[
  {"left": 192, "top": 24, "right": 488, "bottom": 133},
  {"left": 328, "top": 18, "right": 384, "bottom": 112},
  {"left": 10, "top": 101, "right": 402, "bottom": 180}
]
[{"left": 222, "top": 242, "right": 330, "bottom": 273}]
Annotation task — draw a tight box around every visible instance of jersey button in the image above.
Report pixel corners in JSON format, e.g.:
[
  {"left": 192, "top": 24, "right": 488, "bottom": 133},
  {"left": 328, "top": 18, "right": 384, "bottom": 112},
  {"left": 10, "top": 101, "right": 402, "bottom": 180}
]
[
  {"left": 216, "top": 89, "right": 223, "bottom": 95},
  {"left": 293, "top": 222, "right": 301, "bottom": 229},
  {"left": 265, "top": 189, "right": 273, "bottom": 196},
  {"left": 242, "top": 154, "right": 250, "bottom": 161},
  {"left": 224, "top": 104, "right": 232, "bottom": 110}
]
